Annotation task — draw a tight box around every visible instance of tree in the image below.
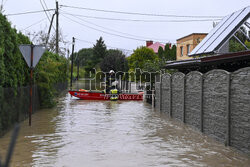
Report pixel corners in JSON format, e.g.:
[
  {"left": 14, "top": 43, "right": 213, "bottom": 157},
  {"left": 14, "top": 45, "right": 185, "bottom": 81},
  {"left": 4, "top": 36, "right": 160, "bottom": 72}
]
[
  {"left": 0, "top": 14, "right": 6, "bottom": 86},
  {"left": 0, "top": 13, "right": 31, "bottom": 88},
  {"left": 156, "top": 44, "right": 176, "bottom": 69},
  {"left": 170, "top": 44, "right": 176, "bottom": 60},
  {"left": 245, "top": 40, "right": 250, "bottom": 48},
  {"left": 35, "top": 51, "right": 67, "bottom": 107},
  {"left": 229, "top": 39, "right": 245, "bottom": 52},
  {"left": 100, "top": 49, "right": 128, "bottom": 72},
  {"left": 25, "top": 28, "right": 68, "bottom": 56},
  {"left": 158, "top": 43, "right": 176, "bottom": 61},
  {"left": 158, "top": 46, "right": 164, "bottom": 59},
  {"left": 0, "top": 13, "right": 68, "bottom": 108},
  {"left": 93, "top": 37, "right": 107, "bottom": 67},
  {"left": 229, "top": 26, "right": 249, "bottom": 52},
  {"left": 127, "top": 46, "right": 156, "bottom": 71},
  {"left": 75, "top": 48, "right": 95, "bottom": 72},
  {"left": 235, "top": 27, "right": 247, "bottom": 42},
  {"left": 143, "top": 61, "right": 161, "bottom": 72}
]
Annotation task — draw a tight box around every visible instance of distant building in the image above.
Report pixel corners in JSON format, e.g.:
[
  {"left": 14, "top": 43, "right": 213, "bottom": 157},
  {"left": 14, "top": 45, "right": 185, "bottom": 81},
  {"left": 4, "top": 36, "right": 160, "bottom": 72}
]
[
  {"left": 165, "top": 50, "right": 250, "bottom": 74},
  {"left": 176, "top": 33, "right": 207, "bottom": 60},
  {"left": 146, "top": 41, "right": 166, "bottom": 54},
  {"left": 166, "top": 6, "right": 250, "bottom": 73}
]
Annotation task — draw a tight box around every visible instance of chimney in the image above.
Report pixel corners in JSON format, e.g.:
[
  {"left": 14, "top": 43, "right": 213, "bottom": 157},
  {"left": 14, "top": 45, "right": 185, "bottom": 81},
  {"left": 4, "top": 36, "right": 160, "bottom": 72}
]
[{"left": 146, "top": 40, "right": 153, "bottom": 47}]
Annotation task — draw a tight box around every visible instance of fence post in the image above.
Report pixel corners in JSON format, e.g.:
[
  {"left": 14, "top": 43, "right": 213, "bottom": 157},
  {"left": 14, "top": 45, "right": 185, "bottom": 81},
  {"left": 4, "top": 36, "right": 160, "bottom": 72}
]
[
  {"left": 152, "top": 90, "right": 155, "bottom": 108},
  {"left": 200, "top": 75, "right": 204, "bottom": 132},
  {"left": 160, "top": 75, "right": 162, "bottom": 112},
  {"left": 129, "top": 82, "right": 131, "bottom": 93},
  {"left": 226, "top": 73, "right": 231, "bottom": 146},
  {"left": 169, "top": 76, "right": 172, "bottom": 118},
  {"left": 183, "top": 76, "right": 186, "bottom": 123}
]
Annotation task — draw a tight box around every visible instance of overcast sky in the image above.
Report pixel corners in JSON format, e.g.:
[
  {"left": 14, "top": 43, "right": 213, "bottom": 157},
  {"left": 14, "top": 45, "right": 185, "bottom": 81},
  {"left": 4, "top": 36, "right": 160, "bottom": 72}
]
[{"left": 2, "top": 0, "right": 250, "bottom": 55}]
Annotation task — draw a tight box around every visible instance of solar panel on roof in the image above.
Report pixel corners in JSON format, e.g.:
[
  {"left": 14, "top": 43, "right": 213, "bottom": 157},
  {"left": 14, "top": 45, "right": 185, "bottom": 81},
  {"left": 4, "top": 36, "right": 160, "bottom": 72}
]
[{"left": 189, "top": 6, "right": 250, "bottom": 56}]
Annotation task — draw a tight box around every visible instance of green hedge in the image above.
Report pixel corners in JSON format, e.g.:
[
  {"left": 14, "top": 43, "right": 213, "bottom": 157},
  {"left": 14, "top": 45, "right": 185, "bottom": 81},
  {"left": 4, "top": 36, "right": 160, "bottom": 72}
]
[
  {"left": 0, "top": 13, "right": 68, "bottom": 108},
  {"left": 0, "top": 13, "right": 68, "bottom": 135},
  {"left": 35, "top": 51, "right": 68, "bottom": 107}
]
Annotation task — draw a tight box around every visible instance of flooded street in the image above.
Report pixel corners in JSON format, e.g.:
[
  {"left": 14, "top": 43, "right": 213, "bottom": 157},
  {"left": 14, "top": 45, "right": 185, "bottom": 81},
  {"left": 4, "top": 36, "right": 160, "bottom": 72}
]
[{"left": 0, "top": 85, "right": 250, "bottom": 166}]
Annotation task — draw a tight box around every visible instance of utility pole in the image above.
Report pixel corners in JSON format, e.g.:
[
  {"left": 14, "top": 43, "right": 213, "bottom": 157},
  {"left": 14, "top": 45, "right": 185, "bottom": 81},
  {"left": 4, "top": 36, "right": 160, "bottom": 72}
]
[
  {"left": 77, "top": 53, "right": 80, "bottom": 80},
  {"left": 46, "top": 13, "right": 55, "bottom": 45},
  {"left": 70, "top": 37, "right": 75, "bottom": 88},
  {"left": 67, "top": 49, "right": 70, "bottom": 80},
  {"left": 56, "top": 1, "right": 59, "bottom": 54}
]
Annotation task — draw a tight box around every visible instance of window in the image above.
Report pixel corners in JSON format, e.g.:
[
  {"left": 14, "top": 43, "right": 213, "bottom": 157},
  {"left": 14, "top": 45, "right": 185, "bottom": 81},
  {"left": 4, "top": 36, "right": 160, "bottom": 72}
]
[
  {"left": 180, "top": 46, "right": 183, "bottom": 57},
  {"left": 187, "top": 44, "right": 190, "bottom": 54},
  {"left": 196, "top": 37, "right": 200, "bottom": 44}
]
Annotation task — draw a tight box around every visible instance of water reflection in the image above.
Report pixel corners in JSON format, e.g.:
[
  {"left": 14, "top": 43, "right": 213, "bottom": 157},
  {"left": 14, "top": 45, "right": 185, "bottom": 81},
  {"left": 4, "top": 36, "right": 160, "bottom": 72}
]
[{"left": 0, "top": 88, "right": 250, "bottom": 166}]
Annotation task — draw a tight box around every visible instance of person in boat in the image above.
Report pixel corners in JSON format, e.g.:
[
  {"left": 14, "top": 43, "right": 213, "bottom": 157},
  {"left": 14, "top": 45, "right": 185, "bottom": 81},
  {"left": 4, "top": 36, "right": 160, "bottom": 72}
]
[{"left": 105, "top": 70, "right": 116, "bottom": 93}]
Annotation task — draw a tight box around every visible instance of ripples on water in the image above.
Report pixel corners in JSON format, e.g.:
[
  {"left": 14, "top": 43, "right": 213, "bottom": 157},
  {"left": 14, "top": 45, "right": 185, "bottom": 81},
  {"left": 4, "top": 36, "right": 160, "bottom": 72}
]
[{"left": 0, "top": 92, "right": 250, "bottom": 167}]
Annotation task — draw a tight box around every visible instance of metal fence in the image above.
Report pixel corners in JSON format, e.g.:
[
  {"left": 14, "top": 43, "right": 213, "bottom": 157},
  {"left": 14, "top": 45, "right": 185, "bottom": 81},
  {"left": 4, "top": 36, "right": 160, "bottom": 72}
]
[{"left": 0, "top": 82, "right": 68, "bottom": 136}]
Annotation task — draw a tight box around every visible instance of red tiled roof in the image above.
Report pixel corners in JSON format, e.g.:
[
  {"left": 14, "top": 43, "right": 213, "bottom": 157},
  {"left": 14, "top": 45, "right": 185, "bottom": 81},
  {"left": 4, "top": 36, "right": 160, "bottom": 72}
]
[{"left": 147, "top": 42, "right": 165, "bottom": 53}]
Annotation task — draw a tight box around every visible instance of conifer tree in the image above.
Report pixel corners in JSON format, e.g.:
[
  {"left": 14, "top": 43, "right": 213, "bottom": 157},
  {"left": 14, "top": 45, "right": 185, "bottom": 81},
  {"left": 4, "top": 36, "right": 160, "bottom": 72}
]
[{"left": 93, "top": 37, "right": 107, "bottom": 66}]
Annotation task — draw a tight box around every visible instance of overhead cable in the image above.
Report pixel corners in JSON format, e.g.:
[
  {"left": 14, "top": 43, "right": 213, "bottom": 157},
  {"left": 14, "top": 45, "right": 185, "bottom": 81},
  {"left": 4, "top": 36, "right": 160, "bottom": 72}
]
[
  {"left": 62, "top": 14, "right": 176, "bottom": 44},
  {"left": 62, "top": 14, "right": 151, "bottom": 42},
  {"left": 60, "top": 4, "right": 223, "bottom": 18},
  {"left": 61, "top": 12, "right": 222, "bottom": 22},
  {"left": 3, "top": 0, "right": 8, "bottom": 6},
  {"left": 39, "top": 0, "right": 55, "bottom": 31},
  {"left": 42, "top": 0, "right": 52, "bottom": 17},
  {"left": 62, "top": 12, "right": 174, "bottom": 42},
  {"left": 6, "top": 9, "right": 55, "bottom": 16},
  {"left": 76, "top": 38, "right": 133, "bottom": 52},
  {"left": 22, "top": 17, "right": 47, "bottom": 30}
]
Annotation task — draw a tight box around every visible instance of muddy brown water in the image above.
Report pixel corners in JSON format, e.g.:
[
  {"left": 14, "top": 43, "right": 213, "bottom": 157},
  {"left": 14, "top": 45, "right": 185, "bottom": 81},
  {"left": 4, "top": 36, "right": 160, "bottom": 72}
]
[{"left": 0, "top": 83, "right": 250, "bottom": 166}]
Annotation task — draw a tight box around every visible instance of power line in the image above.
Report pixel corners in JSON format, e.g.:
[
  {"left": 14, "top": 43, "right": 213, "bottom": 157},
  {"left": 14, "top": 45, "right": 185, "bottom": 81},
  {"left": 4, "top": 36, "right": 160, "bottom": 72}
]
[
  {"left": 0, "top": 0, "right": 7, "bottom": 12},
  {"left": 62, "top": 14, "right": 151, "bottom": 42},
  {"left": 62, "top": 14, "right": 177, "bottom": 44},
  {"left": 39, "top": 0, "right": 55, "bottom": 31},
  {"left": 62, "top": 11, "right": 174, "bottom": 42},
  {"left": 21, "top": 18, "right": 47, "bottom": 30},
  {"left": 6, "top": 9, "right": 55, "bottom": 16},
  {"left": 42, "top": 0, "right": 52, "bottom": 17},
  {"left": 75, "top": 38, "right": 133, "bottom": 52},
  {"left": 60, "top": 4, "right": 223, "bottom": 18},
  {"left": 3, "top": 0, "right": 7, "bottom": 6},
  {"left": 1, "top": 0, "right": 3, "bottom": 10},
  {"left": 61, "top": 11, "right": 222, "bottom": 23},
  {"left": 75, "top": 38, "right": 93, "bottom": 44},
  {"left": 40, "top": 0, "right": 51, "bottom": 21}
]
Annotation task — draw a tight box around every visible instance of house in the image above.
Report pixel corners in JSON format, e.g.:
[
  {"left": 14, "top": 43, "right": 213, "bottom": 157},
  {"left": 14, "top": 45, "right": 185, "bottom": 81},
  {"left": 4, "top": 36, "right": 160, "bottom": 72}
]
[
  {"left": 165, "top": 50, "right": 250, "bottom": 74},
  {"left": 176, "top": 33, "right": 207, "bottom": 60},
  {"left": 166, "top": 6, "right": 250, "bottom": 73},
  {"left": 146, "top": 41, "right": 166, "bottom": 54}
]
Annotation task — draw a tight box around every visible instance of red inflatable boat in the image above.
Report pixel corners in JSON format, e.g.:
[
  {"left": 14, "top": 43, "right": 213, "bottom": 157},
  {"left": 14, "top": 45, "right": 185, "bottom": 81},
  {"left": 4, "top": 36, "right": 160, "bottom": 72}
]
[{"left": 68, "top": 90, "right": 143, "bottom": 100}]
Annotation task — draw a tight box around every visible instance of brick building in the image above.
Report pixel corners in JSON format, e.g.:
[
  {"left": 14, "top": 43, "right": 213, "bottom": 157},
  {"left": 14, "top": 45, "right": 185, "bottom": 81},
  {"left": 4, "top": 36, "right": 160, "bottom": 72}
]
[{"left": 176, "top": 33, "right": 207, "bottom": 60}]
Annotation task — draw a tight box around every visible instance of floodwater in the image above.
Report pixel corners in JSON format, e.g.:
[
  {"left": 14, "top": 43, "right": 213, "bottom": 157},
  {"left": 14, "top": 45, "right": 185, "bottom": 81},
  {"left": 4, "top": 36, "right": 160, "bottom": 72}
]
[{"left": 0, "top": 83, "right": 250, "bottom": 167}]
